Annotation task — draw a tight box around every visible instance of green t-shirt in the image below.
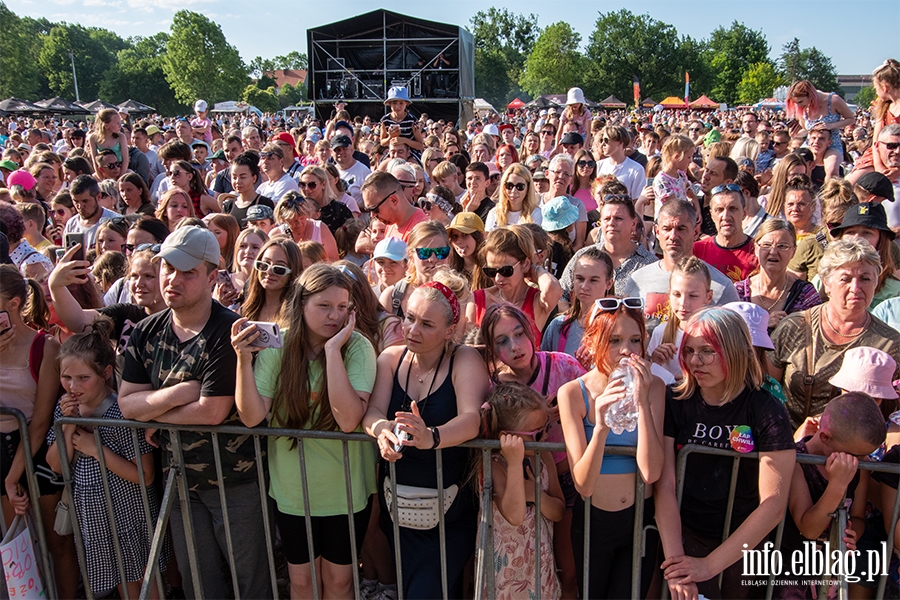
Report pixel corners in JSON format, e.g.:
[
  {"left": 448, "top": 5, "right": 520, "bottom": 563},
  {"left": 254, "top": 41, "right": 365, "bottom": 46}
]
[{"left": 255, "top": 330, "right": 377, "bottom": 516}]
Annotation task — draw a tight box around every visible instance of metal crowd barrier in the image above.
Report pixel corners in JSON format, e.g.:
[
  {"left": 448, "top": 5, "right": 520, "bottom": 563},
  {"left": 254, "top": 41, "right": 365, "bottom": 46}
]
[{"left": 3, "top": 407, "right": 900, "bottom": 600}]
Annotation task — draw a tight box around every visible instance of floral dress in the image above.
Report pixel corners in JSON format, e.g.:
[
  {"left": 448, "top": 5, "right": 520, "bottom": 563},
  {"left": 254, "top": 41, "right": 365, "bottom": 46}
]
[{"left": 482, "top": 455, "right": 560, "bottom": 600}]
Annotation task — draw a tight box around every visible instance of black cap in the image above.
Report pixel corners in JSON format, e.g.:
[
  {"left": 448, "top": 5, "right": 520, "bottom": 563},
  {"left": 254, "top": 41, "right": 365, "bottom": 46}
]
[
  {"left": 560, "top": 132, "right": 584, "bottom": 146},
  {"left": 856, "top": 172, "right": 895, "bottom": 202},
  {"left": 831, "top": 202, "right": 895, "bottom": 240},
  {"left": 330, "top": 134, "right": 352, "bottom": 149},
  {"left": 793, "top": 147, "right": 814, "bottom": 163}
]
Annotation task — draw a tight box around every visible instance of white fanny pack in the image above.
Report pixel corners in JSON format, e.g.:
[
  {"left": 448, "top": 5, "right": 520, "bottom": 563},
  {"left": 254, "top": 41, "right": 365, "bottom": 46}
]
[{"left": 383, "top": 477, "right": 458, "bottom": 530}]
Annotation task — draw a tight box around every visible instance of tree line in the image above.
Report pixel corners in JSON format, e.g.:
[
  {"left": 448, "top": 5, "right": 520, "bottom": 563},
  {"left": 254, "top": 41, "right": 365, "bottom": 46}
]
[
  {"left": 0, "top": 3, "right": 306, "bottom": 116},
  {"left": 0, "top": 3, "right": 848, "bottom": 116},
  {"left": 471, "top": 7, "right": 844, "bottom": 109}
]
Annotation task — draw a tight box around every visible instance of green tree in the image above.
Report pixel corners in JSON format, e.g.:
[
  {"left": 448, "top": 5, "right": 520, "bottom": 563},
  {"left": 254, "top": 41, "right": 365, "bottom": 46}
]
[
  {"left": 584, "top": 10, "right": 709, "bottom": 106},
  {"left": 779, "top": 39, "right": 841, "bottom": 94},
  {"left": 707, "top": 22, "right": 771, "bottom": 106},
  {"left": 469, "top": 8, "right": 540, "bottom": 106},
  {"left": 519, "top": 22, "right": 584, "bottom": 97},
  {"left": 0, "top": 3, "right": 43, "bottom": 99},
  {"left": 737, "top": 62, "right": 784, "bottom": 104},
  {"left": 278, "top": 82, "right": 305, "bottom": 108},
  {"left": 855, "top": 86, "right": 877, "bottom": 109},
  {"left": 39, "top": 23, "right": 118, "bottom": 100},
  {"left": 100, "top": 33, "right": 185, "bottom": 115},
  {"left": 162, "top": 10, "right": 249, "bottom": 105},
  {"left": 273, "top": 51, "right": 307, "bottom": 70},
  {"left": 242, "top": 84, "right": 279, "bottom": 113}
]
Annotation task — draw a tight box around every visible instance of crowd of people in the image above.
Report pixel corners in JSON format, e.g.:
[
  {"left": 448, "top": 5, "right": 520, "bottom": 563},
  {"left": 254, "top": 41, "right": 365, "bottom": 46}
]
[{"left": 1, "top": 58, "right": 900, "bottom": 600}]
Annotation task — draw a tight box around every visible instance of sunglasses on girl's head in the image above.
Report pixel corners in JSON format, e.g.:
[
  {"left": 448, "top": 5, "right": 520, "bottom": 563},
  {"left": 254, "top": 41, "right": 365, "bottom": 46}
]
[
  {"left": 130, "top": 243, "right": 161, "bottom": 254},
  {"left": 576, "top": 159, "right": 596, "bottom": 169},
  {"left": 506, "top": 426, "right": 545, "bottom": 441},
  {"left": 592, "top": 297, "right": 644, "bottom": 313},
  {"left": 297, "top": 180, "right": 318, "bottom": 190},
  {"left": 254, "top": 260, "right": 292, "bottom": 276},
  {"left": 415, "top": 246, "right": 451, "bottom": 260},
  {"left": 504, "top": 181, "right": 527, "bottom": 192},
  {"left": 483, "top": 261, "right": 521, "bottom": 279}
]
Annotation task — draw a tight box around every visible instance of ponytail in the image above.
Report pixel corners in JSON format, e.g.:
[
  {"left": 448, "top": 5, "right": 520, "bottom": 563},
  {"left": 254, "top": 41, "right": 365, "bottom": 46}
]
[
  {"left": 58, "top": 316, "right": 116, "bottom": 376},
  {"left": 0, "top": 265, "right": 50, "bottom": 331}
]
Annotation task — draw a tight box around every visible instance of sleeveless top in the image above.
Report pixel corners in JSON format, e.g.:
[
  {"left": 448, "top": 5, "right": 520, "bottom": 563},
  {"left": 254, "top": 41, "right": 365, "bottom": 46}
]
[
  {"left": 577, "top": 377, "right": 637, "bottom": 475},
  {"left": 0, "top": 332, "right": 46, "bottom": 433},
  {"left": 387, "top": 348, "right": 467, "bottom": 488},
  {"left": 803, "top": 93, "right": 843, "bottom": 153},
  {"left": 473, "top": 286, "right": 542, "bottom": 346}
]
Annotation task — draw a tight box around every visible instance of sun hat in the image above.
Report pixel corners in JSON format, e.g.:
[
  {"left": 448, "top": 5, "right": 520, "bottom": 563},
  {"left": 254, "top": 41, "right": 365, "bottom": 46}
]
[
  {"left": 373, "top": 237, "right": 408, "bottom": 262},
  {"left": 541, "top": 196, "right": 579, "bottom": 232},
  {"left": 384, "top": 86, "right": 411, "bottom": 105},
  {"left": 723, "top": 302, "right": 774, "bottom": 350},
  {"left": 7, "top": 169, "right": 36, "bottom": 191},
  {"left": 532, "top": 169, "right": 548, "bottom": 181},
  {"left": 548, "top": 108, "right": 558, "bottom": 116},
  {"left": 829, "top": 347, "right": 899, "bottom": 399},
  {"left": 830, "top": 202, "right": 895, "bottom": 240},
  {"left": 483, "top": 124, "right": 499, "bottom": 137},
  {"left": 447, "top": 212, "right": 485, "bottom": 235},
  {"left": 566, "top": 87, "right": 586, "bottom": 106},
  {"left": 194, "top": 99, "right": 208, "bottom": 113},
  {"left": 246, "top": 205, "right": 275, "bottom": 223},
  {"left": 153, "top": 225, "right": 221, "bottom": 271},
  {"left": 145, "top": 125, "right": 161, "bottom": 136},
  {"left": 856, "top": 172, "right": 895, "bottom": 202}
]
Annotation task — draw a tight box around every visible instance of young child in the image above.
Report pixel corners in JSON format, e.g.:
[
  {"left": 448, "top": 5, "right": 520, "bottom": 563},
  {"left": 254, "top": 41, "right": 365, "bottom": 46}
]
[
  {"left": 652, "top": 135, "right": 700, "bottom": 220},
  {"left": 777, "top": 392, "right": 885, "bottom": 599},
  {"left": 480, "top": 382, "right": 565, "bottom": 600},
  {"left": 46, "top": 317, "right": 165, "bottom": 600},
  {"left": 191, "top": 99, "right": 213, "bottom": 144},
  {"left": 724, "top": 301, "right": 788, "bottom": 404},
  {"left": 648, "top": 256, "right": 712, "bottom": 383},
  {"left": 540, "top": 196, "right": 579, "bottom": 280},
  {"left": 378, "top": 86, "right": 424, "bottom": 158}
]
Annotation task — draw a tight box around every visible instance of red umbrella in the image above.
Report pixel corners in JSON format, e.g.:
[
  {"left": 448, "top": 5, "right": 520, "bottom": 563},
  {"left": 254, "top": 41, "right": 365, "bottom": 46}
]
[{"left": 507, "top": 98, "right": 525, "bottom": 110}]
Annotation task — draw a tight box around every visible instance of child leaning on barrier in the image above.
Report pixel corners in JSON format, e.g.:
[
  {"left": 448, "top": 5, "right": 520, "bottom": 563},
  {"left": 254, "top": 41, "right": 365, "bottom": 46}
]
[
  {"left": 479, "top": 382, "right": 565, "bottom": 600},
  {"left": 45, "top": 316, "right": 167, "bottom": 600},
  {"left": 774, "top": 392, "right": 885, "bottom": 599}
]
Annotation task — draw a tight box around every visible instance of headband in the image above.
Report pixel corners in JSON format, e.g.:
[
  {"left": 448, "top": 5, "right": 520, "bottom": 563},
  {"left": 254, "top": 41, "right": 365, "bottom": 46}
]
[{"left": 422, "top": 281, "right": 460, "bottom": 324}]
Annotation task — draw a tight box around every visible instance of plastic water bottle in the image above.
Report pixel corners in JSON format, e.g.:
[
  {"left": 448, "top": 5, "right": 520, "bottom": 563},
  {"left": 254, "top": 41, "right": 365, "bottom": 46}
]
[{"left": 604, "top": 358, "right": 639, "bottom": 435}]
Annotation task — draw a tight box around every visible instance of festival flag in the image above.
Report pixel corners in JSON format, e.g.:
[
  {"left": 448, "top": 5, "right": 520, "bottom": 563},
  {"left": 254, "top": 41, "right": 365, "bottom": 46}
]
[
  {"left": 633, "top": 75, "right": 641, "bottom": 109},
  {"left": 685, "top": 71, "right": 690, "bottom": 104}
]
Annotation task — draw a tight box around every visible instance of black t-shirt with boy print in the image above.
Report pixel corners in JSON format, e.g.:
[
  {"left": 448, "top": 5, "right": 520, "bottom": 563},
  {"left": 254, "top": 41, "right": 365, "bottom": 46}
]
[
  {"left": 122, "top": 301, "right": 258, "bottom": 491},
  {"left": 664, "top": 385, "right": 795, "bottom": 539}
]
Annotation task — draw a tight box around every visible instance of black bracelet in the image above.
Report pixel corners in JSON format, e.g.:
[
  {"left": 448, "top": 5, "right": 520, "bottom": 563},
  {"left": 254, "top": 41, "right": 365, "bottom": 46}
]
[{"left": 429, "top": 426, "right": 441, "bottom": 449}]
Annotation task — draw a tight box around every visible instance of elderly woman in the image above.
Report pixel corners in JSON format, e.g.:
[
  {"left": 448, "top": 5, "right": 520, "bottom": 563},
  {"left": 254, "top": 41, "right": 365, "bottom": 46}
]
[
  {"left": 768, "top": 238, "right": 900, "bottom": 427},
  {"left": 813, "top": 202, "right": 900, "bottom": 309},
  {"left": 734, "top": 219, "right": 822, "bottom": 330},
  {"left": 657, "top": 307, "right": 795, "bottom": 599}
]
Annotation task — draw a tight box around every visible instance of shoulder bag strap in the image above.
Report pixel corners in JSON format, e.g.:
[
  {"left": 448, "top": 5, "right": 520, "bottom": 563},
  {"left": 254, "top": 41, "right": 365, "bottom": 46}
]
[
  {"left": 541, "top": 353, "right": 552, "bottom": 397},
  {"left": 802, "top": 310, "right": 816, "bottom": 420},
  {"left": 29, "top": 331, "right": 47, "bottom": 382}
]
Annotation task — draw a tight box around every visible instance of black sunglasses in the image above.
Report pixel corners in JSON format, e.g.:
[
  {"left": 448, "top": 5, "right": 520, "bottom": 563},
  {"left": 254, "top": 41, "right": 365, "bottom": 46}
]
[
  {"left": 297, "top": 181, "right": 318, "bottom": 190},
  {"left": 504, "top": 181, "right": 527, "bottom": 192},
  {"left": 103, "top": 161, "right": 122, "bottom": 170},
  {"left": 363, "top": 190, "right": 396, "bottom": 215},
  {"left": 483, "top": 262, "right": 519, "bottom": 278},
  {"left": 576, "top": 160, "right": 596, "bottom": 169}
]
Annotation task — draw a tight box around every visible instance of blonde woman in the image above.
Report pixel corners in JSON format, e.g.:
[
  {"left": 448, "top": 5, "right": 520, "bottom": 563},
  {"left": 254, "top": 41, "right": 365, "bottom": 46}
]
[
  {"left": 272, "top": 191, "right": 339, "bottom": 261},
  {"left": 484, "top": 164, "right": 541, "bottom": 231}
]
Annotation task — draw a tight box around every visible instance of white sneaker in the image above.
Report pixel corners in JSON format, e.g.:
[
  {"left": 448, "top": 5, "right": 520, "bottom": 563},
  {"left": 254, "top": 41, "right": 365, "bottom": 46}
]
[
  {"left": 372, "top": 583, "right": 398, "bottom": 600},
  {"left": 359, "top": 578, "right": 378, "bottom": 600}
]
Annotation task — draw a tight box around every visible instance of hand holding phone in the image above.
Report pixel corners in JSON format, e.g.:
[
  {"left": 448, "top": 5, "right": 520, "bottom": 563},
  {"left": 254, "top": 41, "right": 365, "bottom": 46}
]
[
  {"left": 241, "top": 321, "right": 283, "bottom": 349},
  {"left": 64, "top": 233, "right": 85, "bottom": 262}
]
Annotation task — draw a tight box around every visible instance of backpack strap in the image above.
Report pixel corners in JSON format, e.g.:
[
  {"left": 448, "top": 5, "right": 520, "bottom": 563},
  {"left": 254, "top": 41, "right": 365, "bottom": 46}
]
[
  {"left": 815, "top": 230, "right": 828, "bottom": 250},
  {"left": 29, "top": 331, "right": 47, "bottom": 383},
  {"left": 540, "top": 353, "right": 552, "bottom": 397},
  {"left": 391, "top": 280, "right": 408, "bottom": 318}
]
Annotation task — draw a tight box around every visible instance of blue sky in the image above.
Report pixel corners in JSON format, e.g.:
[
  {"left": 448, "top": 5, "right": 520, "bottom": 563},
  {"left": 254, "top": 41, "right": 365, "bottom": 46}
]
[{"left": 7, "top": 0, "right": 900, "bottom": 75}]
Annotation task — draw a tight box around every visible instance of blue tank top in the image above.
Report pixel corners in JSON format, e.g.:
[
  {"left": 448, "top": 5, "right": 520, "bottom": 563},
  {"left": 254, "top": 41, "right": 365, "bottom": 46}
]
[{"left": 578, "top": 378, "right": 637, "bottom": 475}]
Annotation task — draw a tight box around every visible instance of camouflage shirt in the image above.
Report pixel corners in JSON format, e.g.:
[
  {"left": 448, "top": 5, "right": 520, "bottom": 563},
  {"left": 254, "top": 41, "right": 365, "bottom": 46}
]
[{"left": 122, "top": 302, "right": 259, "bottom": 491}]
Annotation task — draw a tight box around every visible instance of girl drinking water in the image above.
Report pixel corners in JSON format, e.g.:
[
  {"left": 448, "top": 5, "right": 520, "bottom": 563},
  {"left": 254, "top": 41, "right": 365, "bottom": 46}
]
[
  {"left": 557, "top": 298, "right": 666, "bottom": 599},
  {"left": 46, "top": 317, "right": 165, "bottom": 599},
  {"left": 648, "top": 257, "right": 713, "bottom": 383},
  {"left": 480, "top": 382, "right": 566, "bottom": 600}
]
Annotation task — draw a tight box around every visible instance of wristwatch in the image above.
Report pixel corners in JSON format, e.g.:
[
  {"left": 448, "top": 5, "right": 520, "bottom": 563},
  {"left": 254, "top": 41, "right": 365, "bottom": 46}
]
[{"left": 429, "top": 426, "right": 441, "bottom": 449}]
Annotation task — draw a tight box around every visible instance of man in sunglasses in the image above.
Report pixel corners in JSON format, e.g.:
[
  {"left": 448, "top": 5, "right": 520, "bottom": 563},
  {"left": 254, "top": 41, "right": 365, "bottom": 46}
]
[
  {"left": 95, "top": 148, "right": 124, "bottom": 181},
  {"left": 120, "top": 226, "right": 270, "bottom": 600},
  {"left": 332, "top": 134, "right": 371, "bottom": 205},
  {"left": 256, "top": 143, "right": 299, "bottom": 202},
  {"left": 64, "top": 174, "right": 122, "bottom": 250},
  {"left": 876, "top": 124, "right": 900, "bottom": 193},
  {"left": 358, "top": 171, "right": 428, "bottom": 253},
  {"left": 771, "top": 130, "right": 792, "bottom": 160},
  {"left": 622, "top": 199, "right": 739, "bottom": 333}
]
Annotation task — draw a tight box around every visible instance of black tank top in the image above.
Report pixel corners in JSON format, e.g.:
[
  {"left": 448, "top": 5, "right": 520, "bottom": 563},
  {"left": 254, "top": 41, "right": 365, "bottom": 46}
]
[{"left": 387, "top": 348, "right": 467, "bottom": 488}]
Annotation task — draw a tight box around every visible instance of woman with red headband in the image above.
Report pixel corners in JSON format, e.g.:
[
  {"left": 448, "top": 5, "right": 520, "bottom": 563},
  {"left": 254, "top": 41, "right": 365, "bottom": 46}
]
[{"left": 363, "top": 275, "right": 490, "bottom": 599}]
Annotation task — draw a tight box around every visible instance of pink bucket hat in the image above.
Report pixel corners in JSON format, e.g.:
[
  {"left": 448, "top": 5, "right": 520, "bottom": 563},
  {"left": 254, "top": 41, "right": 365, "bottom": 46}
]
[
  {"left": 723, "top": 302, "right": 774, "bottom": 350},
  {"left": 828, "top": 347, "right": 899, "bottom": 399}
]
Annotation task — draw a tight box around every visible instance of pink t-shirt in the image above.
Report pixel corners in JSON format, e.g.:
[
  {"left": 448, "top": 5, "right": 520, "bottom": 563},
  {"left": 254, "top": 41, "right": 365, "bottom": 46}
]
[{"left": 191, "top": 117, "right": 213, "bottom": 143}]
